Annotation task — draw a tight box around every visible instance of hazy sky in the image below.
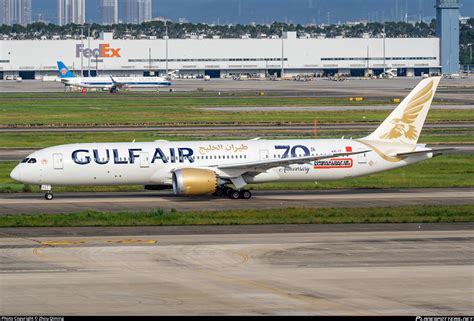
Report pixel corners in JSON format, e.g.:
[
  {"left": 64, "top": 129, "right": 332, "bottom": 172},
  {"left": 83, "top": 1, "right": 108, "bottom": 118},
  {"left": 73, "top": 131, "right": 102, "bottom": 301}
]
[{"left": 32, "top": 0, "right": 473, "bottom": 24}]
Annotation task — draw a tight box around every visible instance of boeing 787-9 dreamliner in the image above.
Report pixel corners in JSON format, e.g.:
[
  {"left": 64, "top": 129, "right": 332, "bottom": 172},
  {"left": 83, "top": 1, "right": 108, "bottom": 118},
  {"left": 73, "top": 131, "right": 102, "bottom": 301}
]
[{"left": 11, "top": 77, "right": 452, "bottom": 200}]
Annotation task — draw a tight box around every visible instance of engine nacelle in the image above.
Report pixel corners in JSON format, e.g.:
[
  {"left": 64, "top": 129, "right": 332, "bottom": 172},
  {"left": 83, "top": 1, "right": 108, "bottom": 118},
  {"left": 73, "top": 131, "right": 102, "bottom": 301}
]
[{"left": 172, "top": 168, "right": 218, "bottom": 196}]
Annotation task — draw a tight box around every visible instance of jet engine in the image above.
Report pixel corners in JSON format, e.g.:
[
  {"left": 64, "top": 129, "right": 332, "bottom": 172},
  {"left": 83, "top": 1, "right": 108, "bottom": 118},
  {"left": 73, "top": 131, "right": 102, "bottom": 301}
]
[{"left": 172, "top": 168, "right": 218, "bottom": 196}]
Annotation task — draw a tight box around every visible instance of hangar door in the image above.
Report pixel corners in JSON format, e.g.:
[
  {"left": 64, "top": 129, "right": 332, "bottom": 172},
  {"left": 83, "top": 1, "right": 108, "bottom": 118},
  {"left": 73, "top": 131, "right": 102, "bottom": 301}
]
[
  {"left": 350, "top": 69, "right": 365, "bottom": 77},
  {"left": 204, "top": 70, "right": 221, "bottom": 78},
  {"left": 397, "top": 68, "right": 407, "bottom": 77},
  {"left": 82, "top": 70, "right": 97, "bottom": 77},
  {"left": 323, "top": 69, "right": 337, "bottom": 77},
  {"left": 267, "top": 69, "right": 281, "bottom": 77},
  {"left": 415, "top": 68, "right": 429, "bottom": 77},
  {"left": 19, "top": 71, "right": 35, "bottom": 80}
]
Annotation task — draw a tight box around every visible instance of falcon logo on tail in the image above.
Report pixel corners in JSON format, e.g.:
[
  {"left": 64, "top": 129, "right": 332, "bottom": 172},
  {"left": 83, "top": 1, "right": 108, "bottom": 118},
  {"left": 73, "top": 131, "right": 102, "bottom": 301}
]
[{"left": 380, "top": 80, "right": 434, "bottom": 141}]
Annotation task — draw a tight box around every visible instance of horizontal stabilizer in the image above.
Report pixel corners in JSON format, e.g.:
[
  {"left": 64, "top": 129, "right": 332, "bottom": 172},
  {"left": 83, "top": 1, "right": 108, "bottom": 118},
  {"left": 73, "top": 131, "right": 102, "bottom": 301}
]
[{"left": 393, "top": 148, "right": 456, "bottom": 157}]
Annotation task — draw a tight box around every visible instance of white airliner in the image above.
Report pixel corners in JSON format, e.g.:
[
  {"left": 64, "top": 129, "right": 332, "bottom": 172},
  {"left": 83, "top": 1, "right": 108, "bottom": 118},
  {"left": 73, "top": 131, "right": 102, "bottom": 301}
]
[
  {"left": 56, "top": 61, "right": 172, "bottom": 92},
  {"left": 11, "top": 77, "right": 452, "bottom": 200}
]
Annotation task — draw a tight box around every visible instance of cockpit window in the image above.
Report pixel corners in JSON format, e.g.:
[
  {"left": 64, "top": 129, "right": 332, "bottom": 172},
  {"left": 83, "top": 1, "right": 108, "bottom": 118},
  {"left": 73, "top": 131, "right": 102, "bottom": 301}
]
[
  {"left": 27, "top": 158, "right": 37, "bottom": 164},
  {"left": 21, "top": 158, "right": 29, "bottom": 163}
]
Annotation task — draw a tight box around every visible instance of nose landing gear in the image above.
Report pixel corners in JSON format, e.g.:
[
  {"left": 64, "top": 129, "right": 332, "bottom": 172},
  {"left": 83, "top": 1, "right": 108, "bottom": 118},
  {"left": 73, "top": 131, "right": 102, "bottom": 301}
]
[{"left": 41, "top": 185, "right": 54, "bottom": 201}]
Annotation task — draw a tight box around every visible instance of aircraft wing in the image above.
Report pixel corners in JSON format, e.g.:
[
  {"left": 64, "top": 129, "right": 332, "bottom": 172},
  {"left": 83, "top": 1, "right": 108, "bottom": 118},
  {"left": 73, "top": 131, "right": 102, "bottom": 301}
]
[{"left": 215, "top": 150, "right": 370, "bottom": 174}]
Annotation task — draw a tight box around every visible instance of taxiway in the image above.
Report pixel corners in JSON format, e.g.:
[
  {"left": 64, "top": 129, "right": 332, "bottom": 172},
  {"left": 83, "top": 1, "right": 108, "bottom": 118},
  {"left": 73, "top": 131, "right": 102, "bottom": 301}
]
[
  {"left": 0, "top": 188, "right": 473, "bottom": 215},
  {"left": 0, "top": 225, "right": 472, "bottom": 315}
]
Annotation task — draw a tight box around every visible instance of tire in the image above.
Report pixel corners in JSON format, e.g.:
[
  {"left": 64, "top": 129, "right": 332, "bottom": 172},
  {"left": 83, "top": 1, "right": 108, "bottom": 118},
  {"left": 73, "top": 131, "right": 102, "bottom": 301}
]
[
  {"left": 240, "top": 190, "right": 252, "bottom": 199},
  {"left": 45, "top": 192, "right": 54, "bottom": 200},
  {"left": 213, "top": 188, "right": 224, "bottom": 197},
  {"left": 222, "top": 187, "right": 232, "bottom": 197},
  {"left": 229, "top": 190, "right": 240, "bottom": 200}
]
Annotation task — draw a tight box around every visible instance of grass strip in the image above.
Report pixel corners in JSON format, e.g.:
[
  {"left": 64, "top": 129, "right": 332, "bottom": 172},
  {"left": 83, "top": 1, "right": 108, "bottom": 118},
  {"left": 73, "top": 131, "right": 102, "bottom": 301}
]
[
  {"left": 2, "top": 109, "right": 472, "bottom": 126},
  {"left": 1, "top": 93, "right": 473, "bottom": 125},
  {"left": 0, "top": 205, "right": 473, "bottom": 227}
]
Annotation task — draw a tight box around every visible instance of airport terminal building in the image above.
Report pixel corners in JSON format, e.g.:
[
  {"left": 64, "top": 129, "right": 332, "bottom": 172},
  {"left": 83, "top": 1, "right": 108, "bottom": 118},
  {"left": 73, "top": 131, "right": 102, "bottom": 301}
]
[{"left": 0, "top": 31, "right": 442, "bottom": 80}]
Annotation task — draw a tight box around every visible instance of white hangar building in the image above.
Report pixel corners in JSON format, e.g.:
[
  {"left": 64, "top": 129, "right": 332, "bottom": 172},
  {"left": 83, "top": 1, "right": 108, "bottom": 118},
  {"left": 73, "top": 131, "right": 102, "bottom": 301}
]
[{"left": 0, "top": 31, "right": 441, "bottom": 79}]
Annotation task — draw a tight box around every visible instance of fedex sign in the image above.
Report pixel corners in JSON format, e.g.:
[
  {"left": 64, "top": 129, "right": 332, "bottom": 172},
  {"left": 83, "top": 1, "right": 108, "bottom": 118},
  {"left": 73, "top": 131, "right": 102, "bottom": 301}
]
[{"left": 76, "top": 43, "right": 121, "bottom": 58}]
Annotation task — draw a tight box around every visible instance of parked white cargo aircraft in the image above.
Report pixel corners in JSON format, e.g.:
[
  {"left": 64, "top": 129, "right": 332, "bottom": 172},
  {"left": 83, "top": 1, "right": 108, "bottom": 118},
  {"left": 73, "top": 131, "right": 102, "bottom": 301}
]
[
  {"left": 11, "top": 77, "right": 452, "bottom": 200},
  {"left": 56, "top": 61, "right": 172, "bottom": 92}
]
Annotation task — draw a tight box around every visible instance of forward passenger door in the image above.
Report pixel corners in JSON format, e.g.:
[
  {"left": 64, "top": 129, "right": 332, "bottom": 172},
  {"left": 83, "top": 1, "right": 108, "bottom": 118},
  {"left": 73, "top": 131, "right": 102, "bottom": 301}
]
[{"left": 53, "top": 153, "right": 63, "bottom": 170}]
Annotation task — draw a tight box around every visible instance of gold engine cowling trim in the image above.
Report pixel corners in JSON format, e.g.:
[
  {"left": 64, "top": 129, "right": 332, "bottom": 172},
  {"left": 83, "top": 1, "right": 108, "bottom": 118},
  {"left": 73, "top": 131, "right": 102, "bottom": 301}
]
[{"left": 172, "top": 168, "right": 218, "bottom": 196}]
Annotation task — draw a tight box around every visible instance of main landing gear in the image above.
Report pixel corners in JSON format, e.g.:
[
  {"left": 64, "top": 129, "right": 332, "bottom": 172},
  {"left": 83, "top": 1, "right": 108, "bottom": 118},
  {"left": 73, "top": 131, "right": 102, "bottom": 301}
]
[{"left": 214, "top": 187, "right": 252, "bottom": 200}]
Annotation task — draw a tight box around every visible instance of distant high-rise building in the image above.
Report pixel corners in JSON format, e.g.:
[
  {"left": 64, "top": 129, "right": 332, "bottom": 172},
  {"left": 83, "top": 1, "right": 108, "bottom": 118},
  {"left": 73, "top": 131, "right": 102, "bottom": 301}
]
[
  {"left": 0, "top": 0, "right": 31, "bottom": 25},
  {"left": 123, "top": 0, "right": 152, "bottom": 24},
  {"left": 0, "top": 0, "right": 7, "bottom": 25},
  {"left": 100, "top": 0, "right": 118, "bottom": 25},
  {"left": 436, "top": 0, "right": 460, "bottom": 73},
  {"left": 57, "top": 0, "right": 85, "bottom": 26}
]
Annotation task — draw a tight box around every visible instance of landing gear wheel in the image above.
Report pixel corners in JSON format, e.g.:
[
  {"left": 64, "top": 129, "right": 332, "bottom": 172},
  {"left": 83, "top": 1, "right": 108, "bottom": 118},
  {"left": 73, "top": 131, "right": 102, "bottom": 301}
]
[
  {"left": 229, "top": 190, "right": 241, "bottom": 200},
  {"left": 239, "top": 190, "right": 252, "bottom": 199},
  {"left": 44, "top": 192, "right": 54, "bottom": 200},
  {"left": 213, "top": 188, "right": 224, "bottom": 197},
  {"left": 222, "top": 187, "right": 232, "bottom": 197}
]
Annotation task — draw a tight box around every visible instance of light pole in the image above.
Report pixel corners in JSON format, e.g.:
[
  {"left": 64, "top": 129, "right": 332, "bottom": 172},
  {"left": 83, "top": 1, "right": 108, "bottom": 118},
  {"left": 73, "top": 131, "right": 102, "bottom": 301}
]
[
  {"left": 383, "top": 23, "right": 386, "bottom": 74},
  {"left": 469, "top": 44, "right": 473, "bottom": 73},
  {"left": 281, "top": 26, "right": 285, "bottom": 79},
  {"left": 165, "top": 22, "right": 169, "bottom": 75},
  {"left": 149, "top": 48, "right": 152, "bottom": 75},
  {"left": 87, "top": 26, "right": 91, "bottom": 77},
  {"left": 79, "top": 25, "right": 86, "bottom": 76}
]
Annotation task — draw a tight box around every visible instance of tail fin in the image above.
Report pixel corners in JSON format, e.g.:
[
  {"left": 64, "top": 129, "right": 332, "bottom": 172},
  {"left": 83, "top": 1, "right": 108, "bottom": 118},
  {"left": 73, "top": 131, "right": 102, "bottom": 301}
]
[
  {"left": 359, "top": 77, "right": 441, "bottom": 153},
  {"left": 57, "top": 61, "right": 76, "bottom": 78}
]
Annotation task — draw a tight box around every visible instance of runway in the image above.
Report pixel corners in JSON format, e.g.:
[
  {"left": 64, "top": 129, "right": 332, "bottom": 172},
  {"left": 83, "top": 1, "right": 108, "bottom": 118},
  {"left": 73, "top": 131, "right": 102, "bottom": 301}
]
[
  {"left": 0, "top": 188, "right": 473, "bottom": 215},
  {"left": 0, "top": 226, "right": 472, "bottom": 315},
  {"left": 1, "top": 77, "right": 474, "bottom": 102}
]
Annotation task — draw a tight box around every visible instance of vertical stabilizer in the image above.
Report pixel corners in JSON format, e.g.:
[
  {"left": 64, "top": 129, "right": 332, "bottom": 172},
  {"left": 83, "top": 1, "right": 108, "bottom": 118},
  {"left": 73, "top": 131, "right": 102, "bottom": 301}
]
[
  {"left": 57, "top": 61, "right": 76, "bottom": 79},
  {"left": 360, "top": 77, "right": 441, "bottom": 153}
]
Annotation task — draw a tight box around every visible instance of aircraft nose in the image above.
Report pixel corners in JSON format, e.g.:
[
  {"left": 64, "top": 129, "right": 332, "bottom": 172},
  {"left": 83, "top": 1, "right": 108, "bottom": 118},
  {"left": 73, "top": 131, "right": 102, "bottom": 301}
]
[{"left": 10, "top": 166, "right": 21, "bottom": 181}]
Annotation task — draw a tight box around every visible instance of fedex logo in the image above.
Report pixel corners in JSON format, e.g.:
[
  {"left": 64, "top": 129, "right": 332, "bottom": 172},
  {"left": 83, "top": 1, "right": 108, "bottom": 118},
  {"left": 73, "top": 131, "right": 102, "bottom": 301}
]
[{"left": 76, "top": 43, "right": 121, "bottom": 58}]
